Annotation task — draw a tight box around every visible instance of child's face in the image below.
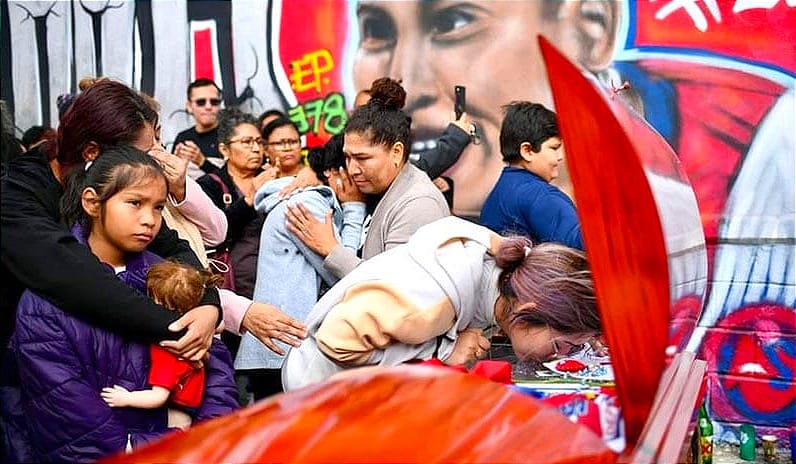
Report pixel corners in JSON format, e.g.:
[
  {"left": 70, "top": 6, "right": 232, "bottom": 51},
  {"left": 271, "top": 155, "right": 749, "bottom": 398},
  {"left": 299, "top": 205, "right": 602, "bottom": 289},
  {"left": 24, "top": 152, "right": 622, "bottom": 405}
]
[{"left": 89, "top": 175, "right": 167, "bottom": 265}]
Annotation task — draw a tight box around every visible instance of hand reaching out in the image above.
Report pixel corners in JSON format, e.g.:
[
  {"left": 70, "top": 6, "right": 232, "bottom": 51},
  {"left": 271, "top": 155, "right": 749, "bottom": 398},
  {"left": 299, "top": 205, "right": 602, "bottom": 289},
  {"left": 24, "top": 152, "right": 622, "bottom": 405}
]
[
  {"left": 278, "top": 165, "right": 322, "bottom": 199},
  {"left": 241, "top": 302, "right": 308, "bottom": 355},
  {"left": 242, "top": 161, "right": 280, "bottom": 205},
  {"left": 149, "top": 147, "right": 188, "bottom": 202},
  {"left": 160, "top": 305, "right": 218, "bottom": 361}
]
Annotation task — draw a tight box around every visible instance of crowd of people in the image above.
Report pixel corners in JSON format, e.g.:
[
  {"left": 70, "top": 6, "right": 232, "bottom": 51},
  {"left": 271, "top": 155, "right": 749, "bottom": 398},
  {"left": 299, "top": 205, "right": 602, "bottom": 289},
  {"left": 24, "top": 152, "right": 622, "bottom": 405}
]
[{"left": 0, "top": 75, "right": 596, "bottom": 462}]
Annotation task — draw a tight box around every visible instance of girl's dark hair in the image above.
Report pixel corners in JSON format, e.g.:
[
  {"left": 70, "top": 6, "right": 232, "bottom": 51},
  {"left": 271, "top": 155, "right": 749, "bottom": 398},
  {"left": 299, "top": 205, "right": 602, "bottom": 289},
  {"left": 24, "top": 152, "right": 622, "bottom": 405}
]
[
  {"left": 345, "top": 77, "right": 411, "bottom": 160},
  {"left": 60, "top": 145, "right": 166, "bottom": 228},
  {"left": 308, "top": 133, "right": 346, "bottom": 183},
  {"left": 217, "top": 107, "right": 257, "bottom": 144},
  {"left": 261, "top": 116, "right": 299, "bottom": 142},
  {"left": 307, "top": 146, "right": 328, "bottom": 183},
  {"left": 495, "top": 239, "right": 600, "bottom": 335},
  {"left": 52, "top": 79, "right": 158, "bottom": 174}
]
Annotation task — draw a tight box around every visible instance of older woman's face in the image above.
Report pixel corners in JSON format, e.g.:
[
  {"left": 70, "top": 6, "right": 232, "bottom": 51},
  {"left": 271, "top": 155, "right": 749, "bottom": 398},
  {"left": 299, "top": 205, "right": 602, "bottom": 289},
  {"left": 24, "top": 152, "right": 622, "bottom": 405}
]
[
  {"left": 265, "top": 125, "right": 302, "bottom": 173},
  {"left": 352, "top": 0, "right": 617, "bottom": 216},
  {"left": 224, "top": 123, "right": 264, "bottom": 173}
]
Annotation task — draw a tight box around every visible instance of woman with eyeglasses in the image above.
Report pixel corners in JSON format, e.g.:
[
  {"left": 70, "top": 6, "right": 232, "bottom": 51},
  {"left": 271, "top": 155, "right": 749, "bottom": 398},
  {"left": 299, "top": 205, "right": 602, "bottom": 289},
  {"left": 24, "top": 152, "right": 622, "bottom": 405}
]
[
  {"left": 197, "top": 108, "right": 276, "bottom": 300},
  {"left": 282, "top": 216, "right": 600, "bottom": 390},
  {"left": 262, "top": 117, "right": 304, "bottom": 178}
]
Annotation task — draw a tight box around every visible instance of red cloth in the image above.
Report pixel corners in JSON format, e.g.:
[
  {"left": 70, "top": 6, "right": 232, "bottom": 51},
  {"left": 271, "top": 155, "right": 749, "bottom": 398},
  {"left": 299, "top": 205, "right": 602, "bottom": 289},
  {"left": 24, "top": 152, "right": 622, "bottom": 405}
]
[
  {"left": 148, "top": 345, "right": 205, "bottom": 409},
  {"left": 419, "top": 358, "right": 513, "bottom": 384}
]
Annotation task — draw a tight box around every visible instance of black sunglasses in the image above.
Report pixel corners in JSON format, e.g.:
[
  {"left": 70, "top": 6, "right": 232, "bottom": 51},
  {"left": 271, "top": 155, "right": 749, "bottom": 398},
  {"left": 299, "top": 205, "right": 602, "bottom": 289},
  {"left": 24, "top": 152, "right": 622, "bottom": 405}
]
[{"left": 193, "top": 98, "right": 222, "bottom": 107}]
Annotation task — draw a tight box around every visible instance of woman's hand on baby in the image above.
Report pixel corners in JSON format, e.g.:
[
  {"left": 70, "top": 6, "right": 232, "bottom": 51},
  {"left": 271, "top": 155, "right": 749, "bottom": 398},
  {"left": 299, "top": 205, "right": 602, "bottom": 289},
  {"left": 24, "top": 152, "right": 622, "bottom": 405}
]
[
  {"left": 161, "top": 305, "right": 218, "bottom": 361},
  {"left": 444, "top": 328, "right": 491, "bottom": 366},
  {"left": 101, "top": 385, "right": 131, "bottom": 408},
  {"left": 285, "top": 203, "right": 338, "bottom": 257},
  {"left": 242, "top": 302, "right": 308, "bottom": 355}
]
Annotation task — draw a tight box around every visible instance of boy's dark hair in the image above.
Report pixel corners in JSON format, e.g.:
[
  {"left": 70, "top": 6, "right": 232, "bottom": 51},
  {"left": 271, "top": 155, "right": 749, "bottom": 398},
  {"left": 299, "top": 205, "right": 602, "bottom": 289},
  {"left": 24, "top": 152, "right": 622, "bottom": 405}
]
[
  {"left": 306, "top": 146, "right": 328, "bottom": 183},
  {"left": 345, "top": 77, "right": 411, "bottom": 160},
  {"left": 499, "top": 102, "right": 560, "bottom": 163},
  {"left": 187, "top": 78, "right": 221, "bottom": 100},
  {"left": 216, "top": 108, "right": 257, "bottom": 144}
]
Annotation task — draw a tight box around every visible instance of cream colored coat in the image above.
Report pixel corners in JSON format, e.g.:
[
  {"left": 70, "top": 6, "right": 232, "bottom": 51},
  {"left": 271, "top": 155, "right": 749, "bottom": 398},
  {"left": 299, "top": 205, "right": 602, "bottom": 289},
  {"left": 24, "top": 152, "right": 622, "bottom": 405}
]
[{"left": 282, "top": 217, "right": 503, "bottom": 391}]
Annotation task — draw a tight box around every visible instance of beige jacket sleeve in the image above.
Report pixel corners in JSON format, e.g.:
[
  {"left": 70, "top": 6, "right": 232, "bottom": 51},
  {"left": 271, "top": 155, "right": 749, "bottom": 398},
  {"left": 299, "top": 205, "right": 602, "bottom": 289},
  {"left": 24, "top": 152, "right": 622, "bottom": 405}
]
[
  {"left": 323, "top": 244, "right": 361, "bottom": 279},
  {"left": 382, "top": 196, "right": 450, "bottom": 252},
  {"left": 315, "top": 281, "right": 456, "bottom": 365}
]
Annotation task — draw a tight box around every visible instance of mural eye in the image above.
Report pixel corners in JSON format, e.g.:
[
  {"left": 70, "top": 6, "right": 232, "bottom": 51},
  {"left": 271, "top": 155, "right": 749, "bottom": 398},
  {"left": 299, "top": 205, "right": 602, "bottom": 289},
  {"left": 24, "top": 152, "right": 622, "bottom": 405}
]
[
  {"left": 359, "top": 10, "right": 397, "bottom": 51},
  {"left": 428, "top": 7, "right": 475, "bottom": 39}
]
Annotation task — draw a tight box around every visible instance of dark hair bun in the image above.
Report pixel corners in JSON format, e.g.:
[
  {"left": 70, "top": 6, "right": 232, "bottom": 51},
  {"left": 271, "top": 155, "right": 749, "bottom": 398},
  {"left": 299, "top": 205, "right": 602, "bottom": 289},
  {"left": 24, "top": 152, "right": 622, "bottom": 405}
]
[
  {"left": 369, "top": 77, "right": 406, "bottom": 111},
  {"left": 78, "top": 77, "right": 106, "bottom": 91},
  {"left": 494, "top": 236, "right": 533, "bottom": 272}
]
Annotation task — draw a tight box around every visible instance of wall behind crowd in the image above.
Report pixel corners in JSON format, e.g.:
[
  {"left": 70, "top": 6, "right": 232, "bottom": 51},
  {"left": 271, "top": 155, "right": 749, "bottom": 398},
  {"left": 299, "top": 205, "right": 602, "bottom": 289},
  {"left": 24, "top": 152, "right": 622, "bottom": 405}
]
[{"left": 2, "top": 0, "right": 794, "bottom": 443}]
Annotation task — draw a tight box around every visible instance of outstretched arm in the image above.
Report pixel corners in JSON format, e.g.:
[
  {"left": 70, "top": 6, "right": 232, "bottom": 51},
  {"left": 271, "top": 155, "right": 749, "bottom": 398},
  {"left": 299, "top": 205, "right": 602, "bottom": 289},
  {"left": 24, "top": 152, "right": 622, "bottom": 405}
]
[{"left": 410, "top": 113, "right": 471, "bottom": 180}]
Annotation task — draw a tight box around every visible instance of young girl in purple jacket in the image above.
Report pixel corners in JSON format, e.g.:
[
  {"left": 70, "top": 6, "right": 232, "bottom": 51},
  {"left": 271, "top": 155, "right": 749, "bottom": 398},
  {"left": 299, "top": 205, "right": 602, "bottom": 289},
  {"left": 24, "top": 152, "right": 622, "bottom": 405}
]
[{"left": 6, "top": 146, "right": 238, "bottom": 463}]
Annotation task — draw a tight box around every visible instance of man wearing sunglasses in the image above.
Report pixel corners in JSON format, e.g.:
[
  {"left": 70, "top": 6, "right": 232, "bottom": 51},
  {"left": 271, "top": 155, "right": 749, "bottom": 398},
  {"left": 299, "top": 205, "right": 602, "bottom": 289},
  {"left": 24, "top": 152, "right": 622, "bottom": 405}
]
[{"left": 173, "top": 78, "right": 225, "bottom": 178}]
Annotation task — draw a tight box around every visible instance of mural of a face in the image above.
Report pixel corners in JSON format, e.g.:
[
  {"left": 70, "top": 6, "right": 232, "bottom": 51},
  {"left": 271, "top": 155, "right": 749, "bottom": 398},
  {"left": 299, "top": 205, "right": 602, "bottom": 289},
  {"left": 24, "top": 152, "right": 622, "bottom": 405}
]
[{"left": 351, "top": 0, "right": 619, "bottom": 217}]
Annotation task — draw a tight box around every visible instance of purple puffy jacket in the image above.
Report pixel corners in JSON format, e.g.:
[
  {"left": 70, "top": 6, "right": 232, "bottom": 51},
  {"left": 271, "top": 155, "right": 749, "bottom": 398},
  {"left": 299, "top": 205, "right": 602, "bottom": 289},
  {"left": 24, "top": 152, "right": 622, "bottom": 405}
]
[{"left": 2, "top": 243, "right": 238, "bottom": 463}]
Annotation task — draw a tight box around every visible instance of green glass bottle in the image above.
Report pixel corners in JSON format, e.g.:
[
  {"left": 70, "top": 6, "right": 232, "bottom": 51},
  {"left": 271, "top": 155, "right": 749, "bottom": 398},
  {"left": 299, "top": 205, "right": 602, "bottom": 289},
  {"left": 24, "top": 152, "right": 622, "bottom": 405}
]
[{"left": 698, "top": 404, "right": 714, "bottom": 464}]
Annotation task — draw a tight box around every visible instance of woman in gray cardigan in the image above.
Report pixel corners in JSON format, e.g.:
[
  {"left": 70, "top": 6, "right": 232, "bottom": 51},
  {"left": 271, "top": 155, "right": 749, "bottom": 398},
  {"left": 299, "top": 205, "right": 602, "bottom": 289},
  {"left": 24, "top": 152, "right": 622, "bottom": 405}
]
[
  {"left": 285, "top": 77, "right": 450, "bottom": 278},
  {"left": 235, "top": 141, "right": 366, "bottom": 399}
]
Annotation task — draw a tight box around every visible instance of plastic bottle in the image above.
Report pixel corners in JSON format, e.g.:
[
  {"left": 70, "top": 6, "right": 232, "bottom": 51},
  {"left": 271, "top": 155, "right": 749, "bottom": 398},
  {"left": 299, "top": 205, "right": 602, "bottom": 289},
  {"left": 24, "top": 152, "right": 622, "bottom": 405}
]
[{"left": 698, "top": 404, "right": 714, "bottom": 464}]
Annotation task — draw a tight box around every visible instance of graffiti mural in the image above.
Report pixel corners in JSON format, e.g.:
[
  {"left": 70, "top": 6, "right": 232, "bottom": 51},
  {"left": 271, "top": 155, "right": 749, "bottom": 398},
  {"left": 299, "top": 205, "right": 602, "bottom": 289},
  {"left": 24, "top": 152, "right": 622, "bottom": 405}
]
[{"left": 1, "top": 0, "right": 794, "bottom": 441}]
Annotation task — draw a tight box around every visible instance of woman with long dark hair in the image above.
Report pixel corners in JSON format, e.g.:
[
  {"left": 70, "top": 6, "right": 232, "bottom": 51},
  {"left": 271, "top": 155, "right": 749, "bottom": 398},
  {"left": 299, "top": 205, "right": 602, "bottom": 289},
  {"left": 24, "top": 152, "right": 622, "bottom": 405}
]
[{"left": 0, "top": 79, "right": 220, "bottom": 461}]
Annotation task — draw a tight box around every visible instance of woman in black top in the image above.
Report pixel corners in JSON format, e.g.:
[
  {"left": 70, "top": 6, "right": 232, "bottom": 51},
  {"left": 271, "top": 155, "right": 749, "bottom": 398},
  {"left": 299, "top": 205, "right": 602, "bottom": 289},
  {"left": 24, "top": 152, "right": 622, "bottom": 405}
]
[{"left": 0, "top": 79, "right": 220, "bottom": 361}]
